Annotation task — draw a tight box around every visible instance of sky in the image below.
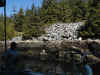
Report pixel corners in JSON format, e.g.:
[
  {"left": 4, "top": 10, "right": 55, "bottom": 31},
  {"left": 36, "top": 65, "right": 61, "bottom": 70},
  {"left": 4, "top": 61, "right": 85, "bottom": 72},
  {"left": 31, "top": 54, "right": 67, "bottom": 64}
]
[{"left": 0, "top": 0, "right": 43, "bottom": 16}]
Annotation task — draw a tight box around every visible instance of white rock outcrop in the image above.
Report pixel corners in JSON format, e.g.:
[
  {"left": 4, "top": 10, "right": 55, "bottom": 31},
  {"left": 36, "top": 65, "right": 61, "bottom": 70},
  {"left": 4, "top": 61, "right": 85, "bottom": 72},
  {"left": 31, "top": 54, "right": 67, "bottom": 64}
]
[{"left": 39, "top": 22, "right": 84, "bottom": 40}]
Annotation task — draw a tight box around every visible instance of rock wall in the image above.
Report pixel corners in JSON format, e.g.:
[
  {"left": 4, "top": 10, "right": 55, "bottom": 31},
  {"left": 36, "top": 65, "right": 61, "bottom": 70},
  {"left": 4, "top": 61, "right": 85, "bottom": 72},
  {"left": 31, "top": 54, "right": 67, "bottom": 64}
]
[
  {"left": 0, "top": 40, "right": 100, "bottom": 64},
  {"left": 0, "top": 40, "right": 100, "bottom": 53}
]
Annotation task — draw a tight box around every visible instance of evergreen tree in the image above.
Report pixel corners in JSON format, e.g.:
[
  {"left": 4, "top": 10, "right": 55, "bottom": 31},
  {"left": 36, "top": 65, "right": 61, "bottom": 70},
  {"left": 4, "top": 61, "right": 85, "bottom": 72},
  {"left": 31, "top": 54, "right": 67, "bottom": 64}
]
[
  {"left": 6, "top": 18, "right": 16, "bottom": 40},
  {"left": 23, "top": 4, "right": 45, "bottom": 40},
  {"left": 0, "top": 15, "right": 4, "bottom": 40},
  {"left": 58, "top": 0, "right": 72, "bottom": 22},
  {"left": 78, "top": 0, "right": 100, "bottom": 39},
  {"left": 14, "top": 8, "right": 25, "bottom": 32},
  {"left": 40, "top": 0, "right": 59, "bottom": 24},
  {"left": 69, "top": 0, "right": 88, "bottom": 22},
  {"left": 0, "top": 15, "right": 16, "bottom": 40}
]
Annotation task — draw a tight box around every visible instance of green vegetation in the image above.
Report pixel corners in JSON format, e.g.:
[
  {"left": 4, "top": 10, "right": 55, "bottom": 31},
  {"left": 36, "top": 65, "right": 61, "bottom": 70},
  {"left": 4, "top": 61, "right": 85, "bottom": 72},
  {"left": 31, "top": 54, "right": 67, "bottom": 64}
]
[
  {"left": 0, "top": 0, "right": 99, "bottom": 40},
  {"left": 0, "top": 15, "right": 16, "bottom": 40},
  {"left": 78, "top": 0, "right": 100, "bottom": 39}
]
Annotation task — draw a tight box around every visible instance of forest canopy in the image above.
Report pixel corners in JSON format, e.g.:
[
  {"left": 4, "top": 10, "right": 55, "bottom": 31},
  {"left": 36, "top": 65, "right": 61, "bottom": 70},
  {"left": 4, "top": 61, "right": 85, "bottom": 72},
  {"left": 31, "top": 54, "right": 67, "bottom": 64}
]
[{"left": 0, "top": 0, "right": 100, "bottom": 40}]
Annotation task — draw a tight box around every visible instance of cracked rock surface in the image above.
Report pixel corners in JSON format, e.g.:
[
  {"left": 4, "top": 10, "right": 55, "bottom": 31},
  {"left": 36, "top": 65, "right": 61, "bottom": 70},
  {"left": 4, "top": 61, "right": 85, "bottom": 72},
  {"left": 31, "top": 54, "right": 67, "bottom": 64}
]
[{"left": 39, "top": 22, "right": 84, "bottom": 40}]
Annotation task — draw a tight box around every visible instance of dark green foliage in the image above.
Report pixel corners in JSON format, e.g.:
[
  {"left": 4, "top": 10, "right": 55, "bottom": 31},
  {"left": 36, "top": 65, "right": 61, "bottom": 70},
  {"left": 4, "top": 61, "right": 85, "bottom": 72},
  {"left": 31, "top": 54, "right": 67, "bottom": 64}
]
[
  {"left": 41, "top": 0, "right": 72, "bottom": 23},
  {"left": 78, "top": 0, "right": 100, "bottom": 39},
  {"left": 14, "top": 8, "right": 25, "bottom": 32},
  {"left": 22, "top": 5, "right": 45, "bottom": 39},
  {"left": 0, "top": 15, "right": 16, "bottom": 40},
  {"left": 69, "top": 0, "right": 88, "bottom": 22},
  {"left": 40, "top": 0, "right": 58, "bottom": 24}
]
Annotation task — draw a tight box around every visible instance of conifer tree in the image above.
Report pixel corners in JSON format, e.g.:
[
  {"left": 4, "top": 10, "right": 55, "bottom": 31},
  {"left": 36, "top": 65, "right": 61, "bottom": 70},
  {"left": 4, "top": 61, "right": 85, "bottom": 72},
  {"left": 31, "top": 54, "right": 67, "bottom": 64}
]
[
  {"left": 23, "top": 4, "right": 45, "bottom": 39},
  {"left": 0, "top": 15, "right": 16, "bottom": 40},
  {"left": 15, "top": 8, "right": 25, "bottom": 32},
  {"left": 79, "top": 0, "right": 100, "bottom": 39}
]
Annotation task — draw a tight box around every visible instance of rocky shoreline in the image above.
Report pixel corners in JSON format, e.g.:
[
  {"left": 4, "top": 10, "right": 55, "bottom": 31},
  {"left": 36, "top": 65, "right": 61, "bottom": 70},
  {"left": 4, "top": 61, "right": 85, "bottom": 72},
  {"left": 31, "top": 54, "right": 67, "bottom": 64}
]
[{"left": 0, "top": 40, "right": 100, "bottom": 63}]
